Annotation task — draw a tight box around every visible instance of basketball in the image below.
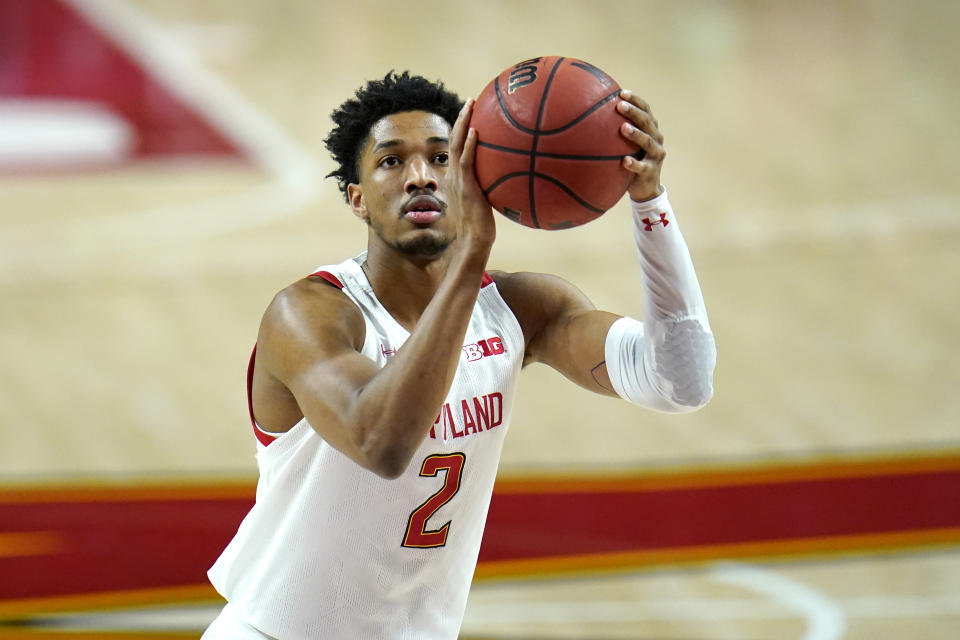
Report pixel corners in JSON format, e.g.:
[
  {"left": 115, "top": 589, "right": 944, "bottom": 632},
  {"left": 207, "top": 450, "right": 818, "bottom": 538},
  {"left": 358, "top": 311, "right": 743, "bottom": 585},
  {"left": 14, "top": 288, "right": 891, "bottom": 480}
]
[{"left": 469, "top": 56, "right": 637, "bottom": 230}]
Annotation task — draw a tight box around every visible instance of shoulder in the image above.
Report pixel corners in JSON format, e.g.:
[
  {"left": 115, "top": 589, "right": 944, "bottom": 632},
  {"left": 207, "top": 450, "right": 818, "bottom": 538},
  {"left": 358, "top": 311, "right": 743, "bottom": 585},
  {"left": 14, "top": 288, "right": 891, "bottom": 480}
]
[
  {"left": 488, "top": 270, "right": 595, "bottom": 350},
  {"left": 489, "top": 270, "right": 594, "bottom": 311},
  {"left": 260, "top": 274, "right": 366, "bottom": 354}
]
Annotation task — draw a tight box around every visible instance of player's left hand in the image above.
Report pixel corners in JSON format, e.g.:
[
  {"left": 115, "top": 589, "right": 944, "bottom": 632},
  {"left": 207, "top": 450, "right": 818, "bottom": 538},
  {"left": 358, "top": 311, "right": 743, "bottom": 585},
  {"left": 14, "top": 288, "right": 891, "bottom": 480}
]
[{"left": 618, "top": 90, "right": 665, "bottom": 202}]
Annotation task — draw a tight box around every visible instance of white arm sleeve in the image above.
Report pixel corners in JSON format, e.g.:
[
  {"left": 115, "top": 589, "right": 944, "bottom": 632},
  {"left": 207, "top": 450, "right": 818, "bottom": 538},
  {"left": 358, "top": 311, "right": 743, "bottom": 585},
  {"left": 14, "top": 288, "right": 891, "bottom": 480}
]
[{"left": 604, "top": 189, "right": 716, "bottom": 412}]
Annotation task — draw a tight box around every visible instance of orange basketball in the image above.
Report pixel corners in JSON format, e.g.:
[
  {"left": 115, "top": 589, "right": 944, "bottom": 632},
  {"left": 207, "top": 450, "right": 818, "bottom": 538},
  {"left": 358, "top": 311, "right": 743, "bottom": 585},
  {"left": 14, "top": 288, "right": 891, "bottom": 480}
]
[{"left": 469, "top": 56, "right": 638, "bottom": 230}]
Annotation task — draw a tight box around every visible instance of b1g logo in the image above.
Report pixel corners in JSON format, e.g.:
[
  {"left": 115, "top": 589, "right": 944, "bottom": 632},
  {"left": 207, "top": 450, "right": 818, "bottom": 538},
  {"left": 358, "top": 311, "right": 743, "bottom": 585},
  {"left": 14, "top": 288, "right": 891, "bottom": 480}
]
[
  {"left": 507, "top": 58, "right": 541, "bottom": 94},
  {"left": 463, "top": 336, "right": 505, "bottom": 361}
]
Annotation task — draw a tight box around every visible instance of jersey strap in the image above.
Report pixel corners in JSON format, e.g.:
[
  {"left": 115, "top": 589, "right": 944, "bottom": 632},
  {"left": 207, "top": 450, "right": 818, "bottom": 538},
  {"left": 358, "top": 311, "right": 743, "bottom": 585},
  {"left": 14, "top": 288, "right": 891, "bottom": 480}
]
[{"left": 308, "top": 270, "right": 344, "bottom": 289}]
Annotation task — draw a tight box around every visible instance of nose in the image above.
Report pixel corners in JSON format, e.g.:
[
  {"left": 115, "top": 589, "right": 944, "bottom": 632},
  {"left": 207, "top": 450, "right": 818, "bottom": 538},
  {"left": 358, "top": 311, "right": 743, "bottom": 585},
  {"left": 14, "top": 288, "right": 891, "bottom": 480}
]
[{"left": 404, "top": 156, "right": 438, "bottom": 194}]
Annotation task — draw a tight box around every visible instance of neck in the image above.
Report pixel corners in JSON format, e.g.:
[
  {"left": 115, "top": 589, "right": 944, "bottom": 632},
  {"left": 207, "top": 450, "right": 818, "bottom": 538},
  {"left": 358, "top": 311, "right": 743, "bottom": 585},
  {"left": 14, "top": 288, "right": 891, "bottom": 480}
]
[{"left": 362, "top": 234, "right": 454, "bottom": 332}]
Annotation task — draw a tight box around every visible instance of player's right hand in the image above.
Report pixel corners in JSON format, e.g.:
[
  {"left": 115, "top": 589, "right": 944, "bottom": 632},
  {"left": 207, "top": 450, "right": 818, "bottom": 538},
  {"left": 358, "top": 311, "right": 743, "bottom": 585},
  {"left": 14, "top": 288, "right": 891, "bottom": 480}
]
[{"left": 448, "top": 98, "right": 496, "bottom": 256}]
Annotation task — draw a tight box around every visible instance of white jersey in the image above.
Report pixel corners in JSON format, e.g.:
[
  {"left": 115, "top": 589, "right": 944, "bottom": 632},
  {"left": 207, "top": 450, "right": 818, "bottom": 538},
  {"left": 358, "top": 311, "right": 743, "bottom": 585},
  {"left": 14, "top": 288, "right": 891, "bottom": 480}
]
[{"left": 208, "top": 253, "right": 524, "bottom": 640}]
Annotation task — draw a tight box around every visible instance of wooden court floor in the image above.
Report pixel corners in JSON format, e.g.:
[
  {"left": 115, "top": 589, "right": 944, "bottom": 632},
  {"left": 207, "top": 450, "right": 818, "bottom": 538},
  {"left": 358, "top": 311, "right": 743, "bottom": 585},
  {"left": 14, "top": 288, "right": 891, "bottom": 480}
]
[{"left": 1, "top": 0, "right": 959, "bottom": 637}]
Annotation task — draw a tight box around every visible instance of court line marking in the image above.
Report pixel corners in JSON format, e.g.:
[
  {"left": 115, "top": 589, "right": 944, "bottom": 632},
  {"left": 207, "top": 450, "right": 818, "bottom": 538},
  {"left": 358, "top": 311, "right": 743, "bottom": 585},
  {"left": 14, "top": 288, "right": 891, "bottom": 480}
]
[
  {"left": 3, "top": 0, "right": 323, "bottom": 251},
  {"left": 711, "top": 562, "right": 845, "bottom": 640},
  {"left": 19, "top": 591, "right": 960, "bottom": 630},
  {"left": 3, "top": 0, "right": 957, "bottom": 266},
  {"left": 0, "top": 2, "right": 956, "bottom": 260},
  {"left": 462, "top": 591, "right": 960, "bottom": 623}
]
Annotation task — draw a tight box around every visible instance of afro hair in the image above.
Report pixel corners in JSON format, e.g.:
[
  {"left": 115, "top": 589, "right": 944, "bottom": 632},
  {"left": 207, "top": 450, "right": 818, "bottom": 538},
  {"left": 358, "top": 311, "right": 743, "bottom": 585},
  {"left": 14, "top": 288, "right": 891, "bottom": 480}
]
[{"left": 324, "top": 71, "right": 464, "bottom": 202}]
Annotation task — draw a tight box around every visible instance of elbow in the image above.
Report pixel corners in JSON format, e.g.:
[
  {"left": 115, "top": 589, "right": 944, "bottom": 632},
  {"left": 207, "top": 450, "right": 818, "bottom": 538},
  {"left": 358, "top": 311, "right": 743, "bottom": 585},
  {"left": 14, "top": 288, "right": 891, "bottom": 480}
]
[
  {"left": 657, "top": 327, "right": 716, "bottom": 413},
  {"left": 370, "top": 453, "right": 411, "bottom": 480},
  {"left": 344, "top": 404, "right": 414, "bottom": 479},
  {"left": 665, "top": 379, "right": 714, "bottom": 413},
  {"left": 357, "top": 432, "right": 415, "bottom": 480}
]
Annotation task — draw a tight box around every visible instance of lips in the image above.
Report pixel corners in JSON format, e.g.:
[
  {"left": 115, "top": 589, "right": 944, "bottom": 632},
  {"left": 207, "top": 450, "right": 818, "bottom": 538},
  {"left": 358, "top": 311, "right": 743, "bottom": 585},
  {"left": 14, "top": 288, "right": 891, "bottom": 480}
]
[
  {"left": 403, "top": 194, "right": 445, "bottom": 225},
  {"left": 404, "top": 209, "right": 442, "bottom": 224}
]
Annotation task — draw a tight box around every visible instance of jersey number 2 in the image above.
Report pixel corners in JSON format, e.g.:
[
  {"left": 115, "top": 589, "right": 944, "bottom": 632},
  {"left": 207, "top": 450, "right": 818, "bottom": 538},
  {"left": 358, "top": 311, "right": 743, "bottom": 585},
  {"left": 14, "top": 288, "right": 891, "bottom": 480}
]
[{"left": 402, "top": 452, "right": 466, "bottom": 548}]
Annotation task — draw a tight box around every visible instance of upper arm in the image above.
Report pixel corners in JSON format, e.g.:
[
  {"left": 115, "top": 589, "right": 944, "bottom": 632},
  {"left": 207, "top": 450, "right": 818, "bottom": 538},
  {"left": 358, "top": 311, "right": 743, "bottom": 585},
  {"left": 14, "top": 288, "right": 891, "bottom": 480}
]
[
  {"left": 253, "top": 278, "right": 380, "bottom": 466},
  {"left": 491, "top": 271, "right": 622, "bottom": 397}
]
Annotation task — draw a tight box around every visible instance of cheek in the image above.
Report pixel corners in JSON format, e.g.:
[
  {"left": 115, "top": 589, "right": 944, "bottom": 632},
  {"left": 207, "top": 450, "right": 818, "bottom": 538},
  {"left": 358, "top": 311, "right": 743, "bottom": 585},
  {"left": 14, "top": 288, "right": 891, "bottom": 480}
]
[
  {"left": 361, "top": 181, "right": 397, "bottom": 218},
  {"left": 370, "top": 173, "right": 398, "bottom": 200},
  {"left": 368, "top": 188, "right": 391, "bottom": 214}
]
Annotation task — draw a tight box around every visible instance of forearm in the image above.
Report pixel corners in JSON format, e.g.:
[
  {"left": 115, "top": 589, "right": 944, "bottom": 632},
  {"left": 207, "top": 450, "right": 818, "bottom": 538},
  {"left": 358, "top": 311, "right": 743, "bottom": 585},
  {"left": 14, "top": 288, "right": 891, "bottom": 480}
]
[
  {"left": 605, "top": 190, "right": 716, "bottom": 412},
  {"left": 351, "top": 248, "right": 490, "bottom": 476},
  {"left": 632, "top": 191, "right": 709, "bottom": 326},
  {"left": 341, "top": 99, "right": 496, "bottom": 475}
]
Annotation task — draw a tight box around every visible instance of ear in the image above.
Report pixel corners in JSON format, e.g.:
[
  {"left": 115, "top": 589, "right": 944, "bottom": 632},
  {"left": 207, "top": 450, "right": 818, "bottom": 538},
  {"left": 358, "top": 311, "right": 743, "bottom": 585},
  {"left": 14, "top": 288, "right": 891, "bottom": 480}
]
[{"left": 347, "top": 184, "right": 367, "bottom": 222}]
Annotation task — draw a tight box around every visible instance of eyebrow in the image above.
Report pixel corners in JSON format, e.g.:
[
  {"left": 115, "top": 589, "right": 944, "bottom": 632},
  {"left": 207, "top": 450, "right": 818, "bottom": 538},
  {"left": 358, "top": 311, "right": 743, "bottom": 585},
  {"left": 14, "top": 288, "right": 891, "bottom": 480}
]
[{"left": 372, "top": 136, "right": 449, "bottom": 153}]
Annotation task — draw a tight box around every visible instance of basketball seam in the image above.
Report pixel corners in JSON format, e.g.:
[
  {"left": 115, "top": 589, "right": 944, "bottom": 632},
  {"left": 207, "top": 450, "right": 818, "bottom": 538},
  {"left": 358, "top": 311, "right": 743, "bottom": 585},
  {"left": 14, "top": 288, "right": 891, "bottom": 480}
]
[
  {"left": 481, "top": 171, "right": 605, "bottom": 216},
  {"left": 569, "top": 60, "right": 609, "bottom": 81},
  {"left": 532, "top": 172, "right": 605, "bottom": 214},
  {"left": 477, "top": 141, "right": 624, "bottom": 161},
  {"left": 538, "top": 89, "right": 623, "bottom": 135},
  {"left": 482, "top": 171, "right": 528, "bottom": 197},
  {"left": 490, "top": 84, "right": 622, "bottom": 138},
  {"left": 528, "top": 57, "right": 566, "bottom": 228}
]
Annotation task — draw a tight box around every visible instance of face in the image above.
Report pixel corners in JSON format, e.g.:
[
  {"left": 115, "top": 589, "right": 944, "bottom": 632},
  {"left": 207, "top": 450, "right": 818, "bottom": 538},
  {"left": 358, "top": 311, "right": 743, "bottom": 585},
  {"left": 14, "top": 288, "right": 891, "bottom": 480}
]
[{"left": 348, "top": 111, "right": 454, "bottom": 258}]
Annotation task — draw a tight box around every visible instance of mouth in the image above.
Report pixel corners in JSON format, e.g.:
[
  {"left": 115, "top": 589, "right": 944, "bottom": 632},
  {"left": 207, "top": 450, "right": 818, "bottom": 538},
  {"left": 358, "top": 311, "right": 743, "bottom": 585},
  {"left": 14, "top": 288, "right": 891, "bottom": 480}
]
[{"left": 402, "top": 194, "right": 445, "bottom": 225}]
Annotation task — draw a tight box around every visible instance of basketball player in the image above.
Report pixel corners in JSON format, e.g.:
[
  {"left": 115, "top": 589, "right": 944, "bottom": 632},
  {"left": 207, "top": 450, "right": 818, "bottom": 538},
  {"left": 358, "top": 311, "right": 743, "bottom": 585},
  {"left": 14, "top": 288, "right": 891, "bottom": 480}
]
[{"left": 203, "top": 71, "right": 716, "bottom": 639}]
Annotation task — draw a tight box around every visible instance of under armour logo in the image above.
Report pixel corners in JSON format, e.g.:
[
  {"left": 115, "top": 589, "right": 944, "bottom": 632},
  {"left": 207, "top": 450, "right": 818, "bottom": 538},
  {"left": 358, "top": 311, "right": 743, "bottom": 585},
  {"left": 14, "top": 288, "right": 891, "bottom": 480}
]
[
  {"left": 641, "top": 213, "right": 669, "bottom": 231},
  {"left": 381, "top": 344, "right": 397, "bottom": 357}
]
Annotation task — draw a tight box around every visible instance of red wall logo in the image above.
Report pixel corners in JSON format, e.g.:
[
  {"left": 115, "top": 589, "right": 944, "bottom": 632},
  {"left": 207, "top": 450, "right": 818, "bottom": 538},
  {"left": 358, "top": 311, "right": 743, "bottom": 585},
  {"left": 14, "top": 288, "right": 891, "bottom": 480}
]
[{"left": 463, "top": 336, "right": 505, "bottom": 362}]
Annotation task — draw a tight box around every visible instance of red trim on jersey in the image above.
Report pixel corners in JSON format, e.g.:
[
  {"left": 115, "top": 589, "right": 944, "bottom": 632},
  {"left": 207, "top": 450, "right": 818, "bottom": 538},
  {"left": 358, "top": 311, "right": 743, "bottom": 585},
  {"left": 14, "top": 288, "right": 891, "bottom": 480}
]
[
  {"left": 248, "top": 268, "right": 340, "bottom": 449},
  {"left": 308, "top": 270, "right": 344, "bottom": 289},
  {"left": 481, "top": 272, "right": 494, "bottom": 288},
  {"left": 247, "top": 345, "right": 277, "bottom": 447}
]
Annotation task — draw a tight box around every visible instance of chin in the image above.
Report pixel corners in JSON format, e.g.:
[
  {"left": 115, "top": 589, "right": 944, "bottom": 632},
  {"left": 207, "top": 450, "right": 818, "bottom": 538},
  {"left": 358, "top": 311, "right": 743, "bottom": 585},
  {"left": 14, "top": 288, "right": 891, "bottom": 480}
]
[{"left": 396, "top": 234, "right": 451, "bottom": 257}]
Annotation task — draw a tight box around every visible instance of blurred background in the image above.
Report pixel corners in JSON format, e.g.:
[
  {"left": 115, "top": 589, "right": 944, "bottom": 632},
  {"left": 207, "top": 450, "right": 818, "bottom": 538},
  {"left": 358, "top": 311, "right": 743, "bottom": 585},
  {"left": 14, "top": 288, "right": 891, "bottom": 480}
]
[{"left": 1, "top": 0, "right": 958, "bottom": 638}]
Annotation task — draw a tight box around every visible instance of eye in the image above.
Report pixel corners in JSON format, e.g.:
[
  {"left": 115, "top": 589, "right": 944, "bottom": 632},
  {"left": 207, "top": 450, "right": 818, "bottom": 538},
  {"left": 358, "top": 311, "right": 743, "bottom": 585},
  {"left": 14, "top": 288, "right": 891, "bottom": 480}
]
[
  {"left": 434, "top": 152, "right": 449, "bottom": 166},
  {"left": 379, "top": 156, "right": 400, "bottom": 168}
]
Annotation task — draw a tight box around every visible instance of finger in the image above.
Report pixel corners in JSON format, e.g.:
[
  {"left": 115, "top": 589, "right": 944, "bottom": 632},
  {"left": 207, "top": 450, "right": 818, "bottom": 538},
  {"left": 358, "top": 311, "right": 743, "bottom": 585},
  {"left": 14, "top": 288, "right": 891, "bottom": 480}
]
[
  {"left": 618, "top": 90, "right": 661, "bottom": 132},
  {"left": 617, "top": 99, "right": 663, "bottom": 143},
  {"left": 450, "top": 98, "right": 474, "bottom": 158},
  {"left": 622, "top": 155, "right": 642, "bottom": 173},
  {"left": 622, "top": 151, "right": 664, "bottom": 175},
  {"left": 620, "top": 121, "right": 665, "bottom": 160},
  {"left": 461, "top": 128, "right": 478, "bottom": 171},
  {"left": 619, "top": 89, "right": 651, "bottom": 114}
]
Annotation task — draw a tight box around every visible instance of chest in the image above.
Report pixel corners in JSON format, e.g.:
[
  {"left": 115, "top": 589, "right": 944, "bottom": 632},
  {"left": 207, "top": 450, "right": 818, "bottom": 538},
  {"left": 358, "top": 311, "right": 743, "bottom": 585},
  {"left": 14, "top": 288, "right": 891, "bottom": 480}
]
[{"left": 360, "top": 294, "right": 523, "bottom": 446}]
